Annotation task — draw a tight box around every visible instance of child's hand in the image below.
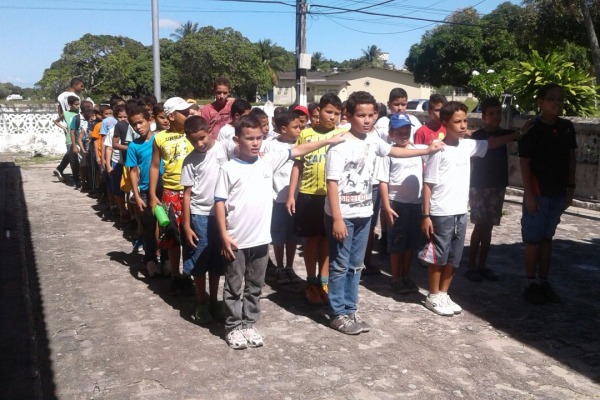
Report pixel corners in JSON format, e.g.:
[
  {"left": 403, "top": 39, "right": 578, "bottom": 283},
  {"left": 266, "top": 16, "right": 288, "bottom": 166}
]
[
  {"left": 521, "top": 117, "right": 536, "bottom": 135},
  {"left": 427, "top": 141, "right": 445, "bottom": 154},
  {"left": 221, "top": 235, "right": 238, "bottom": 261},
  {"left": 329, "top": 131, "right": 348, "bottom": 145},
  {"left": 72, "top": 145, "right": 79, "bottom": 155},
  {"left": 421, "top": 217, "right": 433, "bottom": 238},
  {"left": 286, "top": 198, "right": 296, "bottom": 216},
  {"left": 384, "top": 207, "right": 398, "bottom": 225},
  {"left": 149, "top": 195, "right": 161, "bottom": 210},
  {"left": 185, "top": 227, "right": 199, "bottom": 249},
  {"left": 135, "top": 196, "right": 147, "bottom": 212},
  {"left": 332, "top": 218, "right": 348, "bottom": 242}
]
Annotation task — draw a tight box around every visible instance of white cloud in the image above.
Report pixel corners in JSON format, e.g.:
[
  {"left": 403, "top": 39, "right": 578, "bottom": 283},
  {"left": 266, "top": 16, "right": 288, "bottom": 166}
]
[{"left": 158, "top": 18, "right": 181, "bottom": 30}]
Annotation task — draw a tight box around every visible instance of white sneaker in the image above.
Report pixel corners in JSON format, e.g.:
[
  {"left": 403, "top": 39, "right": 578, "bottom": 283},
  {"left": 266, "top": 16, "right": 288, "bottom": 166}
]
[
  {"left": 146, "top": 261, "right": 159, "bottom": 277},
  {"left": 243, "top": 326, "right": 264, "bottom": 348},
  {"left": 443, "top": 294, "right": 462, "bottom": 314},
  {"left": 225, "top": 328, "right": 248, "bottom": 350},
  {"left": 425, "top": 294, "right": 454, "bottom": 316}
]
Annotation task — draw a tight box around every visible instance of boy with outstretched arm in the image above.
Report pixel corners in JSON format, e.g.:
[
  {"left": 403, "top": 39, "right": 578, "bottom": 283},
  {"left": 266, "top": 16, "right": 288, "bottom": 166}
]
[
  {"left": 181, "top": 115, "right": 236, "bottom": 324},
  {"left": 325, "top": 91, "right": 444, "bottom": 335},
  {"left": 419, "top": 102, "right": 523, "bottom": 317},
  {"left": 214, "top": 115, "right": 346, "bottom": 350}
]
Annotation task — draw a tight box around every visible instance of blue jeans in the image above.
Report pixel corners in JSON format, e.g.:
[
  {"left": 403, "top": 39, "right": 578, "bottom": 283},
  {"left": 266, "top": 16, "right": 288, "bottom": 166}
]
[{"left": 325, "top": 214, "right": 371, "bottom": 316}]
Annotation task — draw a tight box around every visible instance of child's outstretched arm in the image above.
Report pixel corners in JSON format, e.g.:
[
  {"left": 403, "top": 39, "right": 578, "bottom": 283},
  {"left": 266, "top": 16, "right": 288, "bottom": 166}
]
[
  {"left": 214, "top": 200, "right": 237, "bottom": 261},
  {"left": 389, "top": 140, "right": 444, "bottom": 158},
  {"left": 289, "top": 131, "right": 347, "bottom": 159}
]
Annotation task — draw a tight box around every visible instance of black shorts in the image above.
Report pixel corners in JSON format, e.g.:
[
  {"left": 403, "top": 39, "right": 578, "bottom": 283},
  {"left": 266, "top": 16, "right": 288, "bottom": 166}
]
[{"left": 293, "top": 193, "right": 326, "bottom": 237}]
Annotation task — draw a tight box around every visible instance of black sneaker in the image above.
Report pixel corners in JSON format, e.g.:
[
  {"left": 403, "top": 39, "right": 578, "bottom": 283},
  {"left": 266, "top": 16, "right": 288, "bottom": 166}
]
[
  {"left": 523, "top": 283, "right": 546, "bottom": 305},
  {"left": 479, "top": 268, "right": 499, "bottom": 282},
  {"left": 540, "top": 281, "right": 561, "bottom": 304},
  {"left": 330, "top": 315, "right": 362, "bottom": 335},
  {"left": 465, "top": 269, "right": 483, "bottom": 282}
]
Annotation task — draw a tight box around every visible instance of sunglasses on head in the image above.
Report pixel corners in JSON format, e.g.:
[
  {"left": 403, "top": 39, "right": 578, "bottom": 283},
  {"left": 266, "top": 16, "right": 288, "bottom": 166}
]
[{"left": 177, "top": 107, "right": 192, "bottom": 117}]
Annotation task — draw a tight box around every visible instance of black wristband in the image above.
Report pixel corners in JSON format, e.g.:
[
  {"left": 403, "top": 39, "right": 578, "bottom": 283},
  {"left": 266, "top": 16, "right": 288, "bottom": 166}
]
[{"left": 421, "top": 214, "right": 431, "bottom": 219}]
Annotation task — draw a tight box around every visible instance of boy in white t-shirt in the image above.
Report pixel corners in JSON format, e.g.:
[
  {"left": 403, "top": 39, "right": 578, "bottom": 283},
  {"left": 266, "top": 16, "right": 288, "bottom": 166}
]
[
  {"left": 325, "top": 92, "right": 444, "bottom": 335},
  {"left": 214, "top": 115, "right": 346, "bottom": 350},
  {"left": 377, "top": 113, "right": 428, "bottom": 294},
  {"left": 263, "top": 111, "right": 304, "bottom": 285},
  {"left": 181, "top": 116, "right": 236, "bottom": 324},
  {"left": 419, "top": 101, "right": 521, "bottom": 316},
  {"left": 216, "top": 98, "right": 251, "bottom": 142}
]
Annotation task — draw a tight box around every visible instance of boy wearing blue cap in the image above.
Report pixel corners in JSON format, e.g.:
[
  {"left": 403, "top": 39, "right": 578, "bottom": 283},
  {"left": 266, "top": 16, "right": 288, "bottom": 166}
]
[
  {"left": 325, "top": 92, "right": 444, "bottom": 335},
  {"left": 377, "top": 113, "right": 429, "bottom": 294}
]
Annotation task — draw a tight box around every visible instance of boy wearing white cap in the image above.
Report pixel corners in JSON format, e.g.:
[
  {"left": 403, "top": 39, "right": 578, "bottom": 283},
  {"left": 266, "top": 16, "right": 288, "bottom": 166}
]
[{"left": 149, "top": 97, "right": 196, "bottom": 294}]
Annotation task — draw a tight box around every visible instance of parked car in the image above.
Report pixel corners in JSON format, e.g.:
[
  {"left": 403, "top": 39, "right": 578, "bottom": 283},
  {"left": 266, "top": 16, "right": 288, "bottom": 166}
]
[
  {"left": 6, "top": 94, "right": 23, "bottom": 101},
  {"left": 472, "top": 94, "right": 519, "bottom": 114},
  {"left": 406, "top": 99, "right": 429, "bottom": 112}
]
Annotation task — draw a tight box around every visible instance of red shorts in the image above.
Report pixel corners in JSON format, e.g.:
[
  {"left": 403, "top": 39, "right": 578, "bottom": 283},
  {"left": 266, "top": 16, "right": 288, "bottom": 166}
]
[{"left": 159, "top": 189, "right": 184, "bottom": 249}]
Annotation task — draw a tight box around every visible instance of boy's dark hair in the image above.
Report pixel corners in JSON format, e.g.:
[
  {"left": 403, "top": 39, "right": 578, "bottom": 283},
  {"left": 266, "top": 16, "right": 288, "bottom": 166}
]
[
  {"left": 273, "top": 106, "right": 288, "bottom": 116},
  {"left": 127, "top": 106, "right": 151, "bottom": 121},
  {"left": 345, "top": 91, "right": 377, "bottom": 115},
  {"left": 480, "top": 97, "right": 502, "bottom": 115},
  {"left": 377, "top": 102, "right": 388, "bottom": 119},
  {"left": 388, "top": 87, "right": 408, "bottom": 102},
  {"left": 273, "top": 111, "right": 299, "bottom": 130},
  {"left": 152, "top": 103, "right": 165, "bottom": 117},
  {"left": 231, "top": 98, "right": 252, "bottom": 117},
  {"left": 113, "top": 104, "right": 127, "bottom": 116},
  {"left": 234, "top": 114, "right": 261, "bottom": 137},
  {"left": 70, "top": 77, "right": 84, "bottom": 88},
  {"left": 184, "top": 115, "right": 210, "bottom": 135},
  {"left": 440, "top": 101, "right": 468, "bottom": 123},
  {"left": 144, "top": 94, "right": 158, "bottom": 106},
  {"left": 250, "top": 107, "right": 268, "bottom": 120},
  {"left": 214, "top": 76, "right": 231, "bottom": 90},
  {"left": 308, "top": 102, "right": 318, "bottom": 115},
  {"left": 429, "top": 93, "right": 448, "bottom": 105},
  {"left": 109, "top": 95, "right": 125, "bottom": 108},
  {"left": 536, "top": 83, "right": 563, "bottom": 100},
  {"left": 318, "top": 93, "right": 343, "bottom": 111},
  {"left": 98, "top": 104, "right": 111, "bottom": 114},
  {"left": 125, "top": 99, "right": 138, "bottom": 112},
  {"left": 67, "top": 96, "right": 79, "bottom": 106},
  {"left": 80, "top": 100, "right": 94, "bottom": 112},
  {"left": 190, "top": 103, "right": 200, "bottom": 111}
]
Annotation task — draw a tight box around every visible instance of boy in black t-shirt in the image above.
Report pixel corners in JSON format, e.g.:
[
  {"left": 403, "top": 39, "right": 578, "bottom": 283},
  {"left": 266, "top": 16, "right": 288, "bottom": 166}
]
[
  {"left": 466, "top": 98, "right": 515, "bottom": 282},
  {"left": 518, "top": 84, "right": 577, "bottom": 305}
]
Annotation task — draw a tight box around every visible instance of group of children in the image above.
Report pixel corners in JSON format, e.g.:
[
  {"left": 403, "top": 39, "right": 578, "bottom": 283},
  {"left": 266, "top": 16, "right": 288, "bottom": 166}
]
[{"left": 53, "top": 77, "right": 576, "bottom": 349}]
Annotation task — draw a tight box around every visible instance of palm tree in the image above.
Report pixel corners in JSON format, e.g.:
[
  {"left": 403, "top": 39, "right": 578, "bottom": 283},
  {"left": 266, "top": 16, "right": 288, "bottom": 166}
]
[
  {"left": 311, "top": 51, "right": 325, "bottom": 71},
  {"left": 361, "top": 45, "right": 384, "bottom": 67},
  {"left": 171, "top": 21, "right": 200, "bottom": 40},
  {"left": 256, "top": 39, "right": 294, "bottom": 85}
]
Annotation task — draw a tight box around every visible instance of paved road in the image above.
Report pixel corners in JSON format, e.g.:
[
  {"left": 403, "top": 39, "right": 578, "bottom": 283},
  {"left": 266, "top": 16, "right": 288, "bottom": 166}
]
[{"left": 8, "top": 162, "right": 600, "bottom": 399}]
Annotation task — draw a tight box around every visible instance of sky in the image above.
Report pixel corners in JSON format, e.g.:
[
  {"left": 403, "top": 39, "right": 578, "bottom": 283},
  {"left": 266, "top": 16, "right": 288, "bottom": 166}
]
[{"left": 0, "top": 0, "right": 519, "bottom": 88}]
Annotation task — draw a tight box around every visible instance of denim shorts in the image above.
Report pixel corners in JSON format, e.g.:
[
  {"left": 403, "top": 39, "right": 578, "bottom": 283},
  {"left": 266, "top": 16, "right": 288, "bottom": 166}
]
[
  {"left": 418, "top": 214, "right": 467, "bottom": 268},
  {"left": 110, "top": 161, "right": 124, "bottom": 196},
  {"left": 271, "top": 202, "right": 299, "bottom": 245},
  {"left": 183, "top": 214, "right": 224, "bottom": 276},
  {"left": 521, "top": 195, "right": 565, "bottom": 243},
  {"left": 387, "top": 201, "right": 423, "bottom": 254}
]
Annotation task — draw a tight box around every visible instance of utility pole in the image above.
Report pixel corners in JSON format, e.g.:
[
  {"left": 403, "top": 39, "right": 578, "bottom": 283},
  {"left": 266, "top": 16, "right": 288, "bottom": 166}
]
[
  {"left": 151, "top": 0, "right": 161, "bottom": 101},
  {"left": 295, "top": 0, "right": 308, "bottom": 106}
]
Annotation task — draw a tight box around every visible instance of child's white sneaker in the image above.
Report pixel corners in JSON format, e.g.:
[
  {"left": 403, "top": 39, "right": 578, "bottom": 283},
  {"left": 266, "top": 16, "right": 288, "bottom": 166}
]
[
  {"left": 225, "top": 328, "right": 248, "bottom": 350},
  {"left": 242, "top": 326, "right": 264, "bottom": 348},
  {"left": 425, "top": 294, "right": 454, "bottom": 316},
  {"left": 442, "top": 294, "right": 462, "bottom": 314}
]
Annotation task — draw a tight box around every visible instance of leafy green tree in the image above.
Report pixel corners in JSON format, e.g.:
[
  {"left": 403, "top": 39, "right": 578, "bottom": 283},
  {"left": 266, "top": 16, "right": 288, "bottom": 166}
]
[
  {"left": 0, "top": 82, "right": 23, "bottom": 99},
  {"left": 171, "top": 21, "right": 201, "bottom": 40},
  {"left": 508, "top": 50, "right": 599, "bottom": 116},
  {"left": 171, "top": 27, "right": 271, "bottom": 99},
  {"left": 361, "top": 45, "right": 384, "bottom": 67},
  {"left": 36, "top": 34, "right": 146, "bottom": 100},
  {"left": 468, "top": 69, "right": 511, "bottom": 100},
  {"left": 255, "top": 39, "right": 295, "bottom": 85},
  {"left": 405, "top": 8, "right": 485, "bottom": 87}
]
